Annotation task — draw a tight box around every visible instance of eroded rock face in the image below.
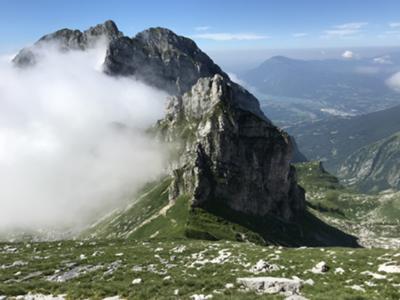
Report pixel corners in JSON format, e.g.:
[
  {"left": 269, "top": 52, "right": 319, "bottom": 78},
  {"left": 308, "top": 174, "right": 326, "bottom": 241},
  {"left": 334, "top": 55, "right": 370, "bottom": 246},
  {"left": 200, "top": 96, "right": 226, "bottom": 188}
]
[
  {"left": 159, "top": 75, "right": 305, "bottom": 221},
  {"left": 104, "top": 27, "right": 228, "bottom": 95},
  {"left": 13, "top": 20, "right": 123, "bottom": 66}
]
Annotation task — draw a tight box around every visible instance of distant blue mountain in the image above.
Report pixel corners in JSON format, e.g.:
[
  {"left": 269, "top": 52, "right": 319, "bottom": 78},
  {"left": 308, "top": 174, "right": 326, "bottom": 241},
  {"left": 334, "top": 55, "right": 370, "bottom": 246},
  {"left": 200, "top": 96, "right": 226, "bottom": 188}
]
[{"left": 242, "top": 54, "right": 400, "bottom": 120}]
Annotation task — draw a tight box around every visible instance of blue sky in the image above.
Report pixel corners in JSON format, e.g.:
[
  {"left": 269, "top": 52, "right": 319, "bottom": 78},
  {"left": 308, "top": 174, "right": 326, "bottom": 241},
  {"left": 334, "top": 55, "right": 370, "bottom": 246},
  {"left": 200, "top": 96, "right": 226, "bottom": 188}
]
[{"left": 1, "top": 0, "right": 400, "bottom": 53}]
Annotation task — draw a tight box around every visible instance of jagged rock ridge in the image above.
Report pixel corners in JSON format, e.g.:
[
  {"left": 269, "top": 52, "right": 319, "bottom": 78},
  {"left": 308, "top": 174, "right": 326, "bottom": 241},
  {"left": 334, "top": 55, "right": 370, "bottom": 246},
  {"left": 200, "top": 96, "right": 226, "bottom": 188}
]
[
  {"left": 104, "top": 27, "right": 229, "bottom": 96},
  {"left": 13, "top": 20, "right": 122, "bottom": 66}
]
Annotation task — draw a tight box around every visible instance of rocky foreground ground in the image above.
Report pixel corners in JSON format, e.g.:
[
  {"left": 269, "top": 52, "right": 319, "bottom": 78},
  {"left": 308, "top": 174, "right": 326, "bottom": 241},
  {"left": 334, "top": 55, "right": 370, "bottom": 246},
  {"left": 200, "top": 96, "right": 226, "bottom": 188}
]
[{"left": 0, "top": 239, "right": 399, "bottom": 299}]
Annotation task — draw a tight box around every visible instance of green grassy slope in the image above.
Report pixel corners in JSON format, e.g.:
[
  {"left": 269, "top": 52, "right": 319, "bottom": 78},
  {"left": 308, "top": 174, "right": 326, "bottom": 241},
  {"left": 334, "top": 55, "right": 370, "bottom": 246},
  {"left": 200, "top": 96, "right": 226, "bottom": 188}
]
[
  {"left": 87, "top": 164, "right": 359, "bottom": 247},
  {"left": 0, "top": 239, "right": 399, "bottom": 299},
  {"left": 81, "top": 177, "right": 172, "bottom": 239},
  {"left": 296, "top": 161, "right": 400, "bottom": 248}
]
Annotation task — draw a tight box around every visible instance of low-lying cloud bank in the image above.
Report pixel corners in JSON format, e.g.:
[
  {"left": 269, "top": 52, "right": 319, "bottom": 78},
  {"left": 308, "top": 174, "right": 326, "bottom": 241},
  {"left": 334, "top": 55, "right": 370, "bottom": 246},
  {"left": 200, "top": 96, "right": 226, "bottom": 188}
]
[{"left": 0, "top": 42, "right": 168, "bottom": 235}]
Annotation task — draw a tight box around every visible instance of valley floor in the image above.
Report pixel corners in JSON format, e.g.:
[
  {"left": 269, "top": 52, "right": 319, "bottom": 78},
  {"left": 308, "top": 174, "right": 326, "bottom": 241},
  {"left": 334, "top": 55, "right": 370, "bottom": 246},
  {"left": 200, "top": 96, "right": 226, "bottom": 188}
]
[{"left": 0, "top": 239, "right": 399, "bottom": 299}]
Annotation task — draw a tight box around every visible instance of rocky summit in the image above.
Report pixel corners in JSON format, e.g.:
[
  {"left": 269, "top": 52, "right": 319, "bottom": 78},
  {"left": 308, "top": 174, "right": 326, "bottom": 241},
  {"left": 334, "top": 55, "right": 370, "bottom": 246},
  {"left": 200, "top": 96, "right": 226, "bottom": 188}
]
[
  {"left": 104, "top": 27, "right": 228, "bottom": 95},
  {"left": 13, "top": 20, "right": 122, "bottom": 66}
]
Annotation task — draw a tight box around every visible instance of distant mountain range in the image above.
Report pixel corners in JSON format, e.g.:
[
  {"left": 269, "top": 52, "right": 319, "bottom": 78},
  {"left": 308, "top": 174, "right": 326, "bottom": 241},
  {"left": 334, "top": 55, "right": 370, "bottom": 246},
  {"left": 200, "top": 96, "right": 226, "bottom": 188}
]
[
  {"left": 338, "top": 132, "right": 400, "bottom": 192},
  {"left": 288, "top": 104, "right": 400, "bottom": 192},
  {"left": 242, "top": 55, "right": 400, "bottom": 125},
  {"left": 287, "top": 104, "right": 400, "bottom": 170},
  {"left": 246, "top": 54, "right": 400, "bottom": 194}
]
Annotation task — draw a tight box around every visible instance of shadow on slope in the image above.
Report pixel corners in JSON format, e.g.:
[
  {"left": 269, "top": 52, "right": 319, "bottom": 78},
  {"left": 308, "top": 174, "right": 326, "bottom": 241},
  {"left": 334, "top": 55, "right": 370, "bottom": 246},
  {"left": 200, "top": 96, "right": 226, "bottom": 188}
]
[{"left": 193, "top": 202, "right": 360, "bottom": 248}]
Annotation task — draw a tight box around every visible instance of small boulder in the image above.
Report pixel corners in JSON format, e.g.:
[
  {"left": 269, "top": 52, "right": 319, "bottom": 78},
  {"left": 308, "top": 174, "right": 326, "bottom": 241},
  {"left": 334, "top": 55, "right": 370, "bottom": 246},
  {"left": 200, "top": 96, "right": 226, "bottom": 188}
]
[
  {"left": 225, "top": 283, "right": 234, "bottom": 289},
  {"left": 378, "top": 263, "right": 400, "bottom": 274},
  {"left": 190, "top": 294, "right": 213, "bottom": 300},
  {"left": 311, "top": 261, "right": 329, "bottom": 274},
  {"left": 250, "top": 259, "right": 280, "bottom": 273},
  {"left": 285, "top": 295, "right": 309, "bottom": 300},
  {"left": 334, "top": 267, "right": 345, "bottom": 274}
]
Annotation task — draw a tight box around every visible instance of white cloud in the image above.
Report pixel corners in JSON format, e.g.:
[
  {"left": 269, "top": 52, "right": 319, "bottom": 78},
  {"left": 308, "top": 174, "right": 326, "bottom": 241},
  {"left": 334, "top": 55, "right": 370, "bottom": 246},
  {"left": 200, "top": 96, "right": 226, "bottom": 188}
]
[
  {"left": 373, "top": 55, "right": 392, "bottom": 64},
  {"left": 335, "top": 22, "right": 368, "bottom": 30},
  {"left": 194, "top": 26, "right": 211, "bottom": 31},
  {"left": 227, "top": 72, "right": 248, "bottom": 87},
  {"left": 0, "top": 42, "right": 169, "bottom": 235},
  {"left": 389, "top": 22, "right": 400, "bottom": 28},
  {"left": 323, "top": 22, "right": 368, "bottom": 38},
  {"left": 386, "top": 72, "right": 400, "bottom": 92},
  {"left": 342, "top": 50, "right": 354, "bottom": 59},
  {"left": 293, "top": 32, "right": 308, "bottom": 38},
  {"left": 193, "top": 33, "right": 269, "bottom": 41}
]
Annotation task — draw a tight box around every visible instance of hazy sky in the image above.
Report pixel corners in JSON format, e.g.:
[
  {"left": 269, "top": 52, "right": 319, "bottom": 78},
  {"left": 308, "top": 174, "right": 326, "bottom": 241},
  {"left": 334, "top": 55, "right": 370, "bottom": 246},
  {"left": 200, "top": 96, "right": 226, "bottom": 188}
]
[{"left": 1, "top": 0, "right": 400, "bottom": 53}]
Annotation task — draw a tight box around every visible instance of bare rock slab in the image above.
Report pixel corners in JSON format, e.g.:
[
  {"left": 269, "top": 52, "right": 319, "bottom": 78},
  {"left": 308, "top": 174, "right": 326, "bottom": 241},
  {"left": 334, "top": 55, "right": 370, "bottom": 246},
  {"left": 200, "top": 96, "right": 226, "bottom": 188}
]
[{"left": 237, "top": 276, "right": 302, "bottom": 295}]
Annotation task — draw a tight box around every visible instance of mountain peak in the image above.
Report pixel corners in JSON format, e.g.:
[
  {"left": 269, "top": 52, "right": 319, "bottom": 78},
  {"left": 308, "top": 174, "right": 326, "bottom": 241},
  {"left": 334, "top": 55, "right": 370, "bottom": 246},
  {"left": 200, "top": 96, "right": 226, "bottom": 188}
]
[
  {"left": 267, "top": 55, "right": 295, "bottom": 63},
  {"left": 104, "top": 26, "right": 228, "bottom": 95},
  {"left": 13, "top": 20, "right": 123, "bottom": 66},
  {"left": 134, "top": 27, "right": 198, "bottom": 51}
]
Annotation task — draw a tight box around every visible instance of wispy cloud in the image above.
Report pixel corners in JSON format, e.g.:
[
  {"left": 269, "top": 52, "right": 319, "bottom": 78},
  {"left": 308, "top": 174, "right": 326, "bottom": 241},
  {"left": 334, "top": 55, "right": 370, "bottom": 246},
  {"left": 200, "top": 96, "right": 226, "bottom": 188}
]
[
  {"left": 373, "top": 55, "right": 392, "bottom": 64},
  {"left": 194, "top": 26, "right": 211, "bottom": 31},
  {"left": 193, "top": 32, "right": 269, "bottom": 41},
  {"left": 342, "top": 50, "right": 354, "bottom": 59},
  {"left": 385, "top": 30, "right": 400, "bottom": 35},
  {"left": 378, "top": 30, "right": 400, "bottom": 39},
  {"left": 389, "top": 22, "right": 400, "bottom": 28},
  {"left": 334, "top": 22, "right": 368, "bottom": 30},
  {"left": 292, "top": 32, "right": 308, "bottom": 38},
  {"left": 322, "top": 22, "right": 368, "bottom": 38}
]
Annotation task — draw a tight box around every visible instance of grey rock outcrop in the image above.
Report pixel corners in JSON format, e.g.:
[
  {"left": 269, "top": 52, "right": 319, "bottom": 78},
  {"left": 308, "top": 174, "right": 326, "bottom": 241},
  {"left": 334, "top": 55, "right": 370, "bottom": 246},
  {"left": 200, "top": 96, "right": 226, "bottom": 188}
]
[
  {"left": 250, "top": 259, "right": 280, "bottom": 273},
  {"left": 13, "top": 20, "right": 122, "bottom": 66},
  {"left": 158, "top": 74, "right": 305, "bottom": 221},
  {"left": 104, "top": 27, "right": 228, "bottom": 95},
  {"left": 237, "top": 276, "right": 302, "bottom": 295}
]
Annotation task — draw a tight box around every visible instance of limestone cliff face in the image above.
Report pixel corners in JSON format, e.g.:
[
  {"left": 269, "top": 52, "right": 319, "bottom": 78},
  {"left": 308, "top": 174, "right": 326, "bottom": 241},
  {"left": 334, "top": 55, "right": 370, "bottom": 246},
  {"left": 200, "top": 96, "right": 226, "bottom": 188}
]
[
  {"left": 158, "top": 75, "right": 305, "bottom": 221},
  {"left": 104, "top": 27, "right": 228, "bottom": 95}
]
